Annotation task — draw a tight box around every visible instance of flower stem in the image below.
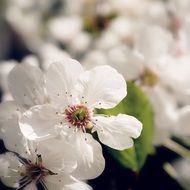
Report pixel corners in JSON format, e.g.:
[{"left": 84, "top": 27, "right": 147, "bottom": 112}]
[{"left": 164, "top": 139, "right": 190, "bottom": 159}]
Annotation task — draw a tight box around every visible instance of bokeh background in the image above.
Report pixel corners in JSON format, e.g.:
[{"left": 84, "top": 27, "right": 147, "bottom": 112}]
[{"left": 1, "top": 0, "right": 190, "bottom": 189}]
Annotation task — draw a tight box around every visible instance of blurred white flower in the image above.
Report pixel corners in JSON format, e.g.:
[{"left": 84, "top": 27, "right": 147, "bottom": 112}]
[
  {"left": 82, "top": 49, "right": 108, "bottom": 69},
  {"left": 107, "top": 45, "right": 144, "bottom": 81},
  {"left": 83, "top": 24, "right": 190, "bottom": 145},
  {"left": 82, "top": 45, "right": 144, "bottom": 82},
  {"left": 95, "top": 30, "right": 120, "bottom": 50},
  {"left": 145, "top": 85, "right": 178, "bottom": 145},
  {"left": 109, "top": 16, "right": 135, "bottom": 41},
  {"left": 38, "top": 43, "right": 71, "bottom": 71},
  {"left": 48, "top": 16, "right": 91, "bottom": 55},
  {"left": 48, "top": 17, "right": 82, "bottom": 44},
  {"left": 5, "top": 6, "right": 42, "bottom": 48},
  {"left": 0, "top": 60, "right": 16, "bottom": 101},
  {"left": 134, "top": 25, "right": 174, "bottom": 60},
  {"left": 109, "top": 0, "right": 148, "bottom": 17},
  {"left": 159, "top": 55, "right": 190, "bottom": 105},
  {"left": 145, "top": 1, "right": 169, "bottom": 27},
  {"left": 172, "top": 158, "right": 190, "bottom": 187},
  {"left": 69, "top": 31, "right": 91, "bottom": 54}
]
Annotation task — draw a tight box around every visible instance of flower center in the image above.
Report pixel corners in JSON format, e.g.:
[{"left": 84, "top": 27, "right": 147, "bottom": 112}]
[
  {"left": 65, "top": 105, "right": 93, "bottom": 129},
  {"left": 140, "top": 68, "right": 159, "bottom": 87},
  {"left": 22, "top": 155, "right": 56, "bottom": 180}
]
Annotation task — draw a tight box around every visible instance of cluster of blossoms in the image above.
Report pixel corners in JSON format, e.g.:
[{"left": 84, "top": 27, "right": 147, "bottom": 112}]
[
  {"left": 0, "top": 0, "right": 190, "bottom": 187},
  {"left": 0, "top": 58, "right": 142, "bottom": 189}
]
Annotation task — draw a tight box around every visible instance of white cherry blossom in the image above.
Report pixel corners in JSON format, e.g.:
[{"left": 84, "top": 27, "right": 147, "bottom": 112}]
[
  {"left": 19, "top": 58, "right": 142, "bottom": 178},
  {"left": 19, "top": 58, "right": 142, "bottom": 148},
  {"left": 0, "top": 139, "right": 91, "bottom": 190}
]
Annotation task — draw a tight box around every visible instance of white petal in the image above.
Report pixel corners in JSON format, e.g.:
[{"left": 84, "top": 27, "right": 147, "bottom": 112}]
[
  {"left": 23, "top": 183, "right": 37, "bottom": 190},
  {"left": 0, "top": 101, "right": 21, "bottom": 125},
  {"left": 39, "top": 43, "right": 70, "bottom": 71},
  {"left": 8, "top": 64, "right": 46, "bottom": 107},
  {"left": 22, "top": 55, "right": 40, "bottom": 68},
  {"left": 68, "top": 132, "right": 105, "bottom": 180},
  {"left": 46, "top": 58, "right": 84, "bottom": 108},
  {"left": 76, "top": 65, "right": 127, "bottom": 109},
  {"left": 0, "top": 152, "right": 22, "bottom": 188},
  {"left": 44, "top": 181, "right": 64, "bottom": 190},
  {"left": 159, "top": 55, "right": 190, "bottom": 101},
  {"left": 45, "top": 174, "right": 76, "bottom": 189},
  {"left": 0, "top": 61, "right": 16, "bottom": 95},
  {"left": 1, "top": 115, "right": 28, "bottom": 155},
  {"left": 19, "top": 105, "right": 62, "bottom": 141},
  {"left": 0, "top": 101, "right": 27, "bottom": 154},
  {"left": 45, "top": 180, "right": 67, "bottom": 190},
  {"left": 175, "top": 106, "right": 190, "bottom": 137},
  {"left": 64, "top": 181, "right": 92, "bottom": 190},
  {"left": 93, "top": 114, "right": 142, "bottom": 150},
  {"left": 82, "top": 50, "right": 108, "bottom": 70},
  {"left": 30, "top": 136, "right": 77, "bottom": 174}
]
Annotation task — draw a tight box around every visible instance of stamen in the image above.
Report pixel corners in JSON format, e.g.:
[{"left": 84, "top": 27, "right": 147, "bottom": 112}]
[
  {"left": 65, "top": 104, "right": 93, "bottom": 130},
  {"left": 17, "top": 177, "right": 32, "bottom": 190},
  {"left": 16, "top": 154, "right": 57, "bottom": 189},
  {"left": 39, "top": 179, "right": 48, "bottom": 190},
  {"left": 37, "top": 154, "right": 42, "bottom": 167}
]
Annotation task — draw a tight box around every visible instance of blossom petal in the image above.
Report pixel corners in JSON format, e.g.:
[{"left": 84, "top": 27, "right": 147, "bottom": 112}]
[
  {"left": 175, "top": 106, "right": 190, "bottom": 137},
  {"left": 76, "top": 65, "right": 127, "bottom": 109},
  {"left": 0, "top": 61, "right": 16, "bottom": 100},
  {"left": 93, "top": 114, "right": 142, "bottom": 150},
  {"left": 135, "top": 25, "right": 173, "bottom": 59},
  {"left": 45, "top": 174, "right": 76, "bottom": 189},
  {"left": 67, "top": 131, "right": 105, "bottom": 180},
  {"left": 108, "top": 45, "right": 144, "bottom": 81},
  {"left": 64, "top": 181, "right": 92, "bottom": 190},
  {"left": 1, "top": 115, "right": 28, "bottom": 155},
  {"left": 0, "top": 101, "right": 27, "bottom": 155},
  {"left": 0, "top": 152, "right": 22, "bottom": 188},
  {"left": 46, "top": 58, "right": 84, "bottom": 108},
  {"left": 23, "top": 183, "right": 37, "bottom": 190},
  {"left": 0, "top": 101, "right": 21, "bottom": 125},
  {"left": 8, "top": 64, "right": 46, "bottom": 107},
  {"left": 19, "top": 105, "right": 62, "bottom": 141},
  {"left": 29, "top": 136, "right": 77, "bottom": 174},
  {"left": 144, "top": 85, "right": 178, "bottom": 145}
]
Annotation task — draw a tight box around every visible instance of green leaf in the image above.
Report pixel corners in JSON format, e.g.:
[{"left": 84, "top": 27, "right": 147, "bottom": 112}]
[{"left": 97, "top": 82, "right": 154, "bottom": 172}]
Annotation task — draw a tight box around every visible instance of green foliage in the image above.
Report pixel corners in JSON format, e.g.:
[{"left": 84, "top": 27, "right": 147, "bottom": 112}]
[{"left": 97, "top": 82, "right": 154, "bottom": 172}]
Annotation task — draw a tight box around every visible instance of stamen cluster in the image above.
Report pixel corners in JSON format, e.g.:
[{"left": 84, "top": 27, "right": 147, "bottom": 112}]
[
  {"left": 21, "top": 155, "right": 56, "bottom": 181},
  {"left": 65, "top": 104, "right": 93, "bottom": 129}
]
